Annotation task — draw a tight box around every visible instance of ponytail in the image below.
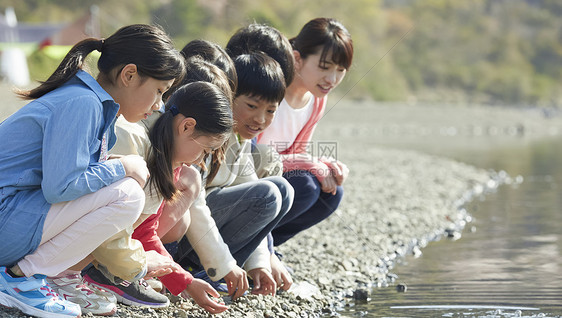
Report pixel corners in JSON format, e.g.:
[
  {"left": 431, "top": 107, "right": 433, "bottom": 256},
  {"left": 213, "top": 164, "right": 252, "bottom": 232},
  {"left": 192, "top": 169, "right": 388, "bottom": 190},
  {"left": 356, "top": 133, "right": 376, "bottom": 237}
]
[
  {"left": 147, "top": 111, "right": 177, "bottom": 200},
  {"left": 18, "top": 38, "right": 103, "bottom": 100},
  {"left": 19, "top": 24, "right": 185, "bottom": 100}
]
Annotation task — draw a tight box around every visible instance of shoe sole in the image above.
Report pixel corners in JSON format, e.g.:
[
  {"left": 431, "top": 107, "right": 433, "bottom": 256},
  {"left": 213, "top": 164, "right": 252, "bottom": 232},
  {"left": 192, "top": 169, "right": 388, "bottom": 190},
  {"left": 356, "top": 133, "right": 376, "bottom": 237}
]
[
  {"left": 84, "top": 277, "right": 169, "bottom": 308},
  {"left": 0, "top": 291, "right": 81, "bottom": 318},
  {"left": 81, "top": 305, "right": 117, "bottom": 316}
]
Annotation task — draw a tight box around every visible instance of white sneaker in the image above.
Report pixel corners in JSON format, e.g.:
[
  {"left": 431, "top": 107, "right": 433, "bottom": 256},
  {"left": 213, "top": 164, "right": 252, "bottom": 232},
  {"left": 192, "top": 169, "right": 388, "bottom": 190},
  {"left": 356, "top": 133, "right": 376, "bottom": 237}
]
[
  {"left": 145, "top": 278, "right": 163, "bottom": 293},
  {"left": 47, "top": 273, "right": 117, "bottom": 316},
  {"left": 0, "top": 267, "right": 81, "bottom": 318}
]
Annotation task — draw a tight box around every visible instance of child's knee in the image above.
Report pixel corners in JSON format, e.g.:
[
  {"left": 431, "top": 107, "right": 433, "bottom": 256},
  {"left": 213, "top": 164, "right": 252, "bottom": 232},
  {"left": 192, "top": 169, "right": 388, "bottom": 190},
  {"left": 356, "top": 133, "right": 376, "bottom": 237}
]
[
  {"left": 255, "top": 180, "right": 284, "bottom": 216},
  {"left": 272, "top": 176, "right": 294, "bottom": 198},
  {"left": 267, "top": 176, "right": 294, "bottom": 206},
  {"left": 333, "top": 185, "right": 344, "bottom": 202},
  {"left": 112, "top": 178, "right": 145, "bottom": 226},
  {"left": 161, "top": 213, "right": 190, "bottom": 244},
  {"left": 121, "top": 178, "right": 145, "bottom": 205},
  {"left": 288, "top": 172, "right": 321, "bottom": 200},
  {"left": 177, "top": 165, "right": 201, "bottom": 201}
]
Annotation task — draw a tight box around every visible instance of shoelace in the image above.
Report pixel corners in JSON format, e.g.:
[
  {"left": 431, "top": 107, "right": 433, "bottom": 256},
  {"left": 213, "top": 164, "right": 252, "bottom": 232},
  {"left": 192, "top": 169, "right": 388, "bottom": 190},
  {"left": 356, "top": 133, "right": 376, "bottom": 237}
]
[
  {"left": 85, "top": 281, "right": 107, "bottom": 293},
  {"left": 75, "top": 283, "right": 95, "bottom": 296},
  {"left": 138, "top": 279, "right": 150, "bottom": 289},
  {"left": 51, "top": 274, "right": 96, "bottom": 296},
  {"left": 40, "top": 286, "right": 58, "bottom": 300}
]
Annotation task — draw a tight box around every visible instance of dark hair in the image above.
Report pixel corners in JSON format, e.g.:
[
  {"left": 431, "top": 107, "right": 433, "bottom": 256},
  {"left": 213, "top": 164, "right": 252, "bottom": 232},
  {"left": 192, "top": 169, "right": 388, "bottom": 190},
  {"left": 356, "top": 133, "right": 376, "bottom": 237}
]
[
  {"left": 181, "top": 39, "right": 237, "bottom": 94},
  {"left": 233, "top": 52, "right": 285, "bottom": 104},
  {"left": 226, "top": 24, "right": 295, "bottom": 87},
  {"left": 163, "top": 57, "right": 233, "bottom": 185},
  {"left": 291, "top": 18, "right": 353, "bottom": 70},
  {"left": 19, "top": 24, "right": 185, "bottom": 100},
  {"left": 165, "top": 57, "right": 233, "bottom": 103},
  {"left": 147, "top": 82, "right": 233, "bottom": 200}
]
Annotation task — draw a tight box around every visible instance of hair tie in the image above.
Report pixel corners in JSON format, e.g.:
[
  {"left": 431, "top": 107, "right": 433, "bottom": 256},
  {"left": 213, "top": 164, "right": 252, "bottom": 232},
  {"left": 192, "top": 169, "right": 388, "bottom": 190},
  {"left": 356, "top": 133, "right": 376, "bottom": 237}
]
[
  {"left": 169, "top": 104, "right": 179, "bottom": 116},
  {"left": 97, "top": 39, "right": 105, "bottom": 52}
]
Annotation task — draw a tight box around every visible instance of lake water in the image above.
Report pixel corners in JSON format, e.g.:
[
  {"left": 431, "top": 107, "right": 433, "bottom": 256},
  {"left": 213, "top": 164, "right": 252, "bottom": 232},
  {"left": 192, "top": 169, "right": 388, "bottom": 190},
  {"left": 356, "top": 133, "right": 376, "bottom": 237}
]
[{"left": 339, "top": 136, "right": 562, "bottom": 317}]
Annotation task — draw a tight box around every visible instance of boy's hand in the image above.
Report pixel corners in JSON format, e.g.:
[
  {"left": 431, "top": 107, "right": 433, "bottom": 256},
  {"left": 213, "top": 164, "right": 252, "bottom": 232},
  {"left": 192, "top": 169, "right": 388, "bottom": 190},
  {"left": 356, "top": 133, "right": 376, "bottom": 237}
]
[
  {"left": 270, "top": 253, "right": 293, "bottom": 291},
  {"left": 223, "top": 266, "right": 249, "bottom": 301},
  {"left": 182, "top": 279, "right": 228, "bottom": 314},
  {"left": 248, "top": 268, "right": 276, "bottom": 296}
]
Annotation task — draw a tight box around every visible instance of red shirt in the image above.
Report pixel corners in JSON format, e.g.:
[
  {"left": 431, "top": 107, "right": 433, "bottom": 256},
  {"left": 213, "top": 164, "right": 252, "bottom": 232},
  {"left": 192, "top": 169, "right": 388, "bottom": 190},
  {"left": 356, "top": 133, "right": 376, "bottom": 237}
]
[{"left": 132, "top": 200, "right": 194, "bottom": 295}]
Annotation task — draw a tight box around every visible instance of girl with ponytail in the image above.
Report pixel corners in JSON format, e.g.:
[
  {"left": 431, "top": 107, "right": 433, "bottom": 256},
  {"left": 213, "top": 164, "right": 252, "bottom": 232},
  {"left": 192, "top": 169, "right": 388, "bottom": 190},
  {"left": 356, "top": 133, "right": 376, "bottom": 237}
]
[{"left": 0, "top": 24, "right": 184, "bottom": 318}]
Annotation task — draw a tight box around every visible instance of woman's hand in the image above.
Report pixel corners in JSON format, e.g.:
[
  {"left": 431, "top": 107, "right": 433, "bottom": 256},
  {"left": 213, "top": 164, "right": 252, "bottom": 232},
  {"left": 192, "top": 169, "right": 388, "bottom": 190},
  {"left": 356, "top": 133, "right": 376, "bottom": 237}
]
[
  {"left": 321, "top": 157, "right": 349, "bottom": 186},
  {"left": 320, "top": 174, "right": 338, "bottom": 195},
  {"left": 247, "top": 268, "right": 276, "bottom": 296},
  {"left": 181, "top": 279, "right": 228, "bottom": 314},
  {"left": 119, "top": 155, "right": 149, "bottom": 188},
  {"left": 331, "top": 160, "right": 349, "bottom": 185},
  {"left": 223, "top": 266, "right": 249, "bottom": 301},
  {"left": 270, "top": 253, "right": 293, "bottom": 291},
  {"left": 145, "top": 250, "right": 181, "bottom": 277}
]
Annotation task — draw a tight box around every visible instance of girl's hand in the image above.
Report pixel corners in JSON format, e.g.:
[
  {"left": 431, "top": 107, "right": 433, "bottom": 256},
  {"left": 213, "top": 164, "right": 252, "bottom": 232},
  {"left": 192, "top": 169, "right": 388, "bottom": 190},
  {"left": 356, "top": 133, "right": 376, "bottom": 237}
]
[
  {"left": 119, "top": 155, "right": 149, "bottom": 188},
  {"left": 270, "top": 253, "right": 293, "bottom": 291},
  {"left": 145, "top": 250, "right": 181, "bottom": 277},
  {"left": 247, "top": 268, "right": 276, "bottom": 296},
  {"left": 223, "top": 266, "right": 249, "bottom": 301},
  {"left": 181, "top": 279, "right": 228, "bottom": 314}
]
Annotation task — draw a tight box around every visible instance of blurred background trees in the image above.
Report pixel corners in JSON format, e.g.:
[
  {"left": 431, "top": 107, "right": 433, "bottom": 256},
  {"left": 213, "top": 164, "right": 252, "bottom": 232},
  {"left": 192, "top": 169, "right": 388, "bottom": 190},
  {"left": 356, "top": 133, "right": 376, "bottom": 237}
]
[{"left": 1, "top": 0, "right": 561, "bottom": 106}]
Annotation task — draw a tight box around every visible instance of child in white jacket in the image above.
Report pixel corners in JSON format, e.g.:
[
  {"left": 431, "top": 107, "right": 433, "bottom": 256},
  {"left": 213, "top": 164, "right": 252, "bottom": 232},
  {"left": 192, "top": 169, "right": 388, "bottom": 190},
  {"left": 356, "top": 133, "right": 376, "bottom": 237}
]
[{"left": 174, "top": 52, "right": 294, "bottom": 295}]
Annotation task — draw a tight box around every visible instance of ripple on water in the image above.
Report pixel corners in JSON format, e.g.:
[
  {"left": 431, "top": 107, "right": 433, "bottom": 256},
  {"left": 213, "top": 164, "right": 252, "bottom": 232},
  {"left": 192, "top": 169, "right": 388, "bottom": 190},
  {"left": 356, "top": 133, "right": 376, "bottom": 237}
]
[{"left": 383, "top": 305, "right": 558, "bottom": 318}]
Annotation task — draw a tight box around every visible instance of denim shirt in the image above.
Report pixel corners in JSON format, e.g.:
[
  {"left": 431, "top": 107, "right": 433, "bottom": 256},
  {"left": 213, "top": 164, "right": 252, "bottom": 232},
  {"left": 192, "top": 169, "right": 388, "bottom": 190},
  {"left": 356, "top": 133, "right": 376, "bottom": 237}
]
[{"left": 0, "top": 70, "right": 126, "bottom": 266}]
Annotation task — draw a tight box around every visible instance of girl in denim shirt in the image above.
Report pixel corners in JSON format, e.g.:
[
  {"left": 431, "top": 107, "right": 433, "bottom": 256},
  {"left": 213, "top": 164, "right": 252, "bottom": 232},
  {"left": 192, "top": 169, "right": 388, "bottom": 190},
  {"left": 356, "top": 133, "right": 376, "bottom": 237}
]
[{"left": 0, "top": 24, "right": 184, "bottom": 318}]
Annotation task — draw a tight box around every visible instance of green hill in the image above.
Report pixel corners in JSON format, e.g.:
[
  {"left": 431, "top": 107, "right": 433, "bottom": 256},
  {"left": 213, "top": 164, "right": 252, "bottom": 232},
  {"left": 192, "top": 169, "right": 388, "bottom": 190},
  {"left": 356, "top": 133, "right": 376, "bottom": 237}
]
[{"left": 3, "top": 0, "right": 561, "bottom": 106}]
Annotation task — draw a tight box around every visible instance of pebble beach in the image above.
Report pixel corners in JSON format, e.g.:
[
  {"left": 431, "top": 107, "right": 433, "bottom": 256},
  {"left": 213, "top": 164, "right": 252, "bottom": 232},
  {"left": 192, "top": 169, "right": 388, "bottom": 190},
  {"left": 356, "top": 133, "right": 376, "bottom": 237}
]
[{"left": 2, "top": 85, "right": 562, "bottom": 317}]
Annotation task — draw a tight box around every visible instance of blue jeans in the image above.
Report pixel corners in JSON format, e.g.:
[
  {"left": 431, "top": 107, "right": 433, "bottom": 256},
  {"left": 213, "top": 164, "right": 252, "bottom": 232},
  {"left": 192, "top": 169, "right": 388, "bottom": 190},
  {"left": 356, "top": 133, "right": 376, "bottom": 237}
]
[
  {"left": 175, "top": 176, "right": 293, "bottom": 269},
  {"left": 272, "top": 170, "right": 343, "bottom": 246}
]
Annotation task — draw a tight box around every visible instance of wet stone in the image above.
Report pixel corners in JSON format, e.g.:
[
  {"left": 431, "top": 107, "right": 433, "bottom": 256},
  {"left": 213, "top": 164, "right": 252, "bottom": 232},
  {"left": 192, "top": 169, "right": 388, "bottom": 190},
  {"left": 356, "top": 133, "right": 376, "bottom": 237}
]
[{"left": 353, "top": 288, "right": 370, "bottom": 300}]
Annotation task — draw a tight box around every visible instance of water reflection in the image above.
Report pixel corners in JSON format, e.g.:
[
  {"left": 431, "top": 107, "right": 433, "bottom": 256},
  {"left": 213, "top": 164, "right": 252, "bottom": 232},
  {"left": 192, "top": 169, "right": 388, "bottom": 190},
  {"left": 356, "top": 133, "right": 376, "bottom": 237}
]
[{"left": 339, "top": 137, "right": 562, "bottom": 317}]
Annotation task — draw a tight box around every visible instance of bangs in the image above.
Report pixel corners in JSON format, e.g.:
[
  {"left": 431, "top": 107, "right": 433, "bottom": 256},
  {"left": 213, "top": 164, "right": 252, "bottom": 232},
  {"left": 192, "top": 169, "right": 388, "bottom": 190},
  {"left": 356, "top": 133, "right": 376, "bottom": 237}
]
[
  {"left": 237, "top": 75, "right": 285, "bottom": 104},
  {"left": 319, "top": 38, "right": 353, "bottom": 70},
  {"left": 234, "top": 52, "right": 286, "bottom": 104}
]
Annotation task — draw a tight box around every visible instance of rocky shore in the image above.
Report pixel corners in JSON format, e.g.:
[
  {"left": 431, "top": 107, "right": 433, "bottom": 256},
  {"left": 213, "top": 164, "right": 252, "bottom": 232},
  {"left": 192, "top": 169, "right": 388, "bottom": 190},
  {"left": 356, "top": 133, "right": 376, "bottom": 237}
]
[{"left": 2, "top": 88, "right": 561, "bottom": 317}]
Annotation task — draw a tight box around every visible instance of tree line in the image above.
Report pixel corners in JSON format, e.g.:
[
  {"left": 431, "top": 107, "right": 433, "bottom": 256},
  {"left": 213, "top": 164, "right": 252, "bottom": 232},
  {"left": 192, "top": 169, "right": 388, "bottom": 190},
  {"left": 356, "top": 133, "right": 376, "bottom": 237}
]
[{"left": 4, "top": 0, "right": 561, "bottom": 106}]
